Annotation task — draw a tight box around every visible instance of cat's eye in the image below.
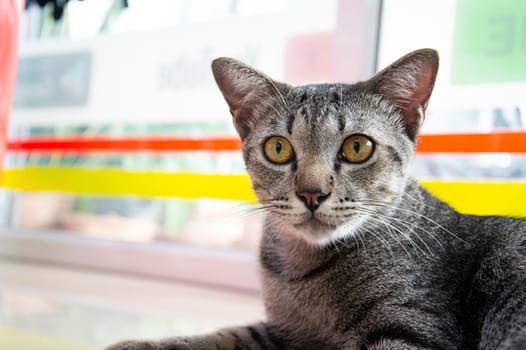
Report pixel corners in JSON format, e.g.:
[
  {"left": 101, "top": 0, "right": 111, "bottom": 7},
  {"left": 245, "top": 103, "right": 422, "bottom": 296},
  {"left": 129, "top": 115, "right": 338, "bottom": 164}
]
[
  {"left": 341, "top": 135, "right": 375, "bottom": 163},
  {"left": 264, "top": 136, "right": 294, "bottom": 164}
]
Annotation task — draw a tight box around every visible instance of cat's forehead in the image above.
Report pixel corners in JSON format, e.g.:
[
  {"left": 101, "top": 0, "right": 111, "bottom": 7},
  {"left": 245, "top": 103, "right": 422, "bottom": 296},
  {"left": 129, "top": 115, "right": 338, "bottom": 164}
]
[
  {"left": 288, "top": 84, "right": 343, "bottom": 106},
  {"left": 281, "top": 83, "right": 402, "bottom": 137},
  {"left": 286, "top": 84, "right": 342, "bottom": 130}
]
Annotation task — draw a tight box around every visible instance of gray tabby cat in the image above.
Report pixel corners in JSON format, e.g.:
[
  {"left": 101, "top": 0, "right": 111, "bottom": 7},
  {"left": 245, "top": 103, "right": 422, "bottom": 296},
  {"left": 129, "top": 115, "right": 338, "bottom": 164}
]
[{"left": 108, "top": 49, "right": 526, "bottom": 350}]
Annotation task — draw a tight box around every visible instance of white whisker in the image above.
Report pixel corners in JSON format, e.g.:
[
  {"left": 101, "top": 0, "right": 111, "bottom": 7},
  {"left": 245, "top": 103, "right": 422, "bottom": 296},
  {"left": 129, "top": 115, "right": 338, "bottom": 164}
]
[{"left": 360, "top": 199, "right": 468, "bottom": 245}]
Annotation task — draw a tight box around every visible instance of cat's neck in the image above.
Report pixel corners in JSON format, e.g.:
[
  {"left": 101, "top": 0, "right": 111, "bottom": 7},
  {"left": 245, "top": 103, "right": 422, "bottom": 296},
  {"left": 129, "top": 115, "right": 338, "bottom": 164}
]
[{"left": 260, "top": 218, "right": 338, "bottom": 280}]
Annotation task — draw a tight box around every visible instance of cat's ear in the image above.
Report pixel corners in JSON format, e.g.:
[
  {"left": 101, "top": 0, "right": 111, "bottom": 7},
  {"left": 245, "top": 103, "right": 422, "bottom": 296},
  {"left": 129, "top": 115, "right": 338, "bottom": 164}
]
[
  {"left": 368, "top": 48, "right": 439, "bottom": 140},
  {"left": 211, "top": 58, "right": 289, "bottom": 139}
]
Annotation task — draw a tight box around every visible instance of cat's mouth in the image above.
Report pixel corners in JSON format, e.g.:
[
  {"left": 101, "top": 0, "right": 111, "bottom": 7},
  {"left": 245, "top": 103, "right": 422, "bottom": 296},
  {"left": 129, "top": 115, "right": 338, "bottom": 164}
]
[
  {"left": 293, "top": 216, "right": 336, "bottom": 231},
  {"left": 289, "top": 215, "right": 340, "bottom": 243}
]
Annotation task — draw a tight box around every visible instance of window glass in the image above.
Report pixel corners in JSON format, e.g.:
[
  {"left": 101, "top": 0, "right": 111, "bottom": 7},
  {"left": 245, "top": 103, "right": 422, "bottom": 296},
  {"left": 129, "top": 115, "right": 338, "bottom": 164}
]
[
  {"left": 379, "top": 0, "right": 526, "bottom": 182},
  {"left": 6, "top": 0, "right": 362, "bottom": 256}
]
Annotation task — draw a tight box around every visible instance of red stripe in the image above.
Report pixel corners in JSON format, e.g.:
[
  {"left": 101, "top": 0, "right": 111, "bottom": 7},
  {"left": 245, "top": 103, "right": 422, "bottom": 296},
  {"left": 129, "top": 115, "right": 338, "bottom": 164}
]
[
  {"left": 6, "top": 136, "right": 241, "bottom": 152},
  {"left": 5, "top": 132, "right": 526, "bottom": 154}
]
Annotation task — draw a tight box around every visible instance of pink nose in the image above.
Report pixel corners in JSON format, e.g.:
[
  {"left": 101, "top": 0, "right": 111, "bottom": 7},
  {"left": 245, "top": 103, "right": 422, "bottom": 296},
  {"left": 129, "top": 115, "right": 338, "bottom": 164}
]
[{"left": 297, "top": 190, "right": 330, "bottom": 212}]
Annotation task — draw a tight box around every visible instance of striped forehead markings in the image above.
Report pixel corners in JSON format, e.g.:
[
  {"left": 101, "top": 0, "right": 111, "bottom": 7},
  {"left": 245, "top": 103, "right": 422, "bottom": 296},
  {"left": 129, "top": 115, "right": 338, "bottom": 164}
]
[{"left": 287, "top": 113, "right": 295, "bottom": 135}]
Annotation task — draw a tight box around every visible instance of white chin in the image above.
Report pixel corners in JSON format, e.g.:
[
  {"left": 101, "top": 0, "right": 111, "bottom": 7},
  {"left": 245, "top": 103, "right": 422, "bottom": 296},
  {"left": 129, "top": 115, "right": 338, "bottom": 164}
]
[{"left": 290, "top": 216, "right": 367, "bottom": 246}]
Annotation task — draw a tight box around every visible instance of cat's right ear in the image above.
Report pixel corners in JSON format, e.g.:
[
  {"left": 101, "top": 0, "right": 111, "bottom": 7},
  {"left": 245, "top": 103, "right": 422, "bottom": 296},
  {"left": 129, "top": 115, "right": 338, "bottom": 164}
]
[
  {"left": 367, "top": 48, "right": 439, "bottom": 141},
  {"left": 211, "top": 58, "right": 289, "bottom": 139}
]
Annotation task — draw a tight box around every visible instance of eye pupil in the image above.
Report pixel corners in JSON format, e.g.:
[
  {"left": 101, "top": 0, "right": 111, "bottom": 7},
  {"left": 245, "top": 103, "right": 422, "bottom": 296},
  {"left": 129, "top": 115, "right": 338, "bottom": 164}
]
[
  {"left": 275, "top": 141, "right": 282, "bottom": 154},
  {"left": 353, "top": 140, "right": 360, "bottom": 153}
]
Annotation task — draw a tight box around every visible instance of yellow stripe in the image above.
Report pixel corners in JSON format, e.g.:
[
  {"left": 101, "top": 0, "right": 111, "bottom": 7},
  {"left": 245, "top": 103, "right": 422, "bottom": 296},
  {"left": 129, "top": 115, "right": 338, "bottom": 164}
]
[
  {"left": 2, "top": 167, "right": 256, "bottom": 201},
  {"left": 1, "top": 167, "right": 525, "bottom": 217},
  {"left": 418, "top": 180, "right": 526, "bottom": 218}
]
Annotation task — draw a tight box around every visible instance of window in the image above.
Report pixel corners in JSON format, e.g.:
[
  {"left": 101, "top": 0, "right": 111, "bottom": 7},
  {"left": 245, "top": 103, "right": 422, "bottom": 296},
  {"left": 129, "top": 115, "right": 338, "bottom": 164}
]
[
  {"left": 378, "top": 0, "right": 526, "bottom": 217},
  {"left": 1, "top": 0, "right": 381, "bottom": 292}
]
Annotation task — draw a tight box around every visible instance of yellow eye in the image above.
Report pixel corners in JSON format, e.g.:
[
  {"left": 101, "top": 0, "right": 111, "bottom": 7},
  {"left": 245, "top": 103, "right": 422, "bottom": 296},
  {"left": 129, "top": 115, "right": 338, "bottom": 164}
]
[
  {"left": 264, "top": 136, "right": 294, "bottom": 164},
  {"left": 341, "top": 135, "right": 375, "bottom": 163}
]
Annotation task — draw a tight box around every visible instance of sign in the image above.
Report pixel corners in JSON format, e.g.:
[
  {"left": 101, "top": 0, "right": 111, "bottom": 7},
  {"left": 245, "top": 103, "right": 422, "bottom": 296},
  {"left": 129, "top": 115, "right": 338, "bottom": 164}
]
[
  {"left": 14, "top": 52, "right": 91, "bottom": 108},
  {"left": 452, "top": 0, "right": 526, "bottom": 85},
  {"left": 12, "top": 17, "right": 288, "bottom": 125}
]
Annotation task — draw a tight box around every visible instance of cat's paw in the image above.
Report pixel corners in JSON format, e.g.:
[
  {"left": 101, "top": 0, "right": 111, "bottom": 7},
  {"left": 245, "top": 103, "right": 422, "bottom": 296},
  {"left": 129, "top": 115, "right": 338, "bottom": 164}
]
[
  {"left": 105, "top": 339, "right": 191, "bottom": 350},
  {"left": 105, "top": 340, "right": 156, "bottom": 350}
]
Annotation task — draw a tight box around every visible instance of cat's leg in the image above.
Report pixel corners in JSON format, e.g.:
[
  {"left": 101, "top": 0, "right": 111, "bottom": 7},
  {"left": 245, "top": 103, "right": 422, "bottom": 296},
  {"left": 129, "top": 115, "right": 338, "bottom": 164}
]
[
  {"left": 106, "top": 322, "right": 283, "bottom": 350},
  {"left": 472, "top": 229, "right": 526, "bottom": 350},
  {"left": 356, "top": 324, "right": 456, "bottom": 350},
  {"left": 362, "top": 339, "right": 432, "bottom": 350},
  {"left": 478, "top": 285, "right": 526, "bottom": 350}
]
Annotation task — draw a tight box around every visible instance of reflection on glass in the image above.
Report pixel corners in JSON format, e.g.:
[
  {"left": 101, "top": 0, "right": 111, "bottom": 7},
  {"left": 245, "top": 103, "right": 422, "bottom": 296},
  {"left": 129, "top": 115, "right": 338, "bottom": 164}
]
[{"left": 15, "top": 193, "right": 262, "bottom": 251}]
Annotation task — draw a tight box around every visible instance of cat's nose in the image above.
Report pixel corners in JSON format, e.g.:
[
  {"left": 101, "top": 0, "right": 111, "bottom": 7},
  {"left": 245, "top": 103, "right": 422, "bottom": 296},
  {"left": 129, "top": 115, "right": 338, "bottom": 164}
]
[{"left": 296, "top": 189, "right": 330, "bottom": 212}]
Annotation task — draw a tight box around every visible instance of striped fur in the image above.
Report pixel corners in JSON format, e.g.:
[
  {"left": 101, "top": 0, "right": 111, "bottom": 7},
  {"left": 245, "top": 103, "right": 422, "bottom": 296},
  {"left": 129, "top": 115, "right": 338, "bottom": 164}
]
[{"left": 107, "top": 49, "right": 526, "bottom": 350}]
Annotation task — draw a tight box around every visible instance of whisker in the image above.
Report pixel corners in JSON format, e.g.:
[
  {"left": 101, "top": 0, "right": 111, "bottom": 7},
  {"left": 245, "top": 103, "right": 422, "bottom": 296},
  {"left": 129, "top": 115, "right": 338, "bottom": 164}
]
[
  {"left": 370, "top": 213, "right": 417, "bottom": 260},
  {"left": 330, "top": 237, "right": 343, "bottom": 256},
  {"left": 367, "top": 224, "right": 396, "bottom": 260},
  {"left": 355, "top": 230, "right": 367, "bottom": 254},
  {"left": 360, "top": 199, "right": 468, "bottom": 245},
  {"left": 361, "top": 205, "right": 443, "bottom": 257},
  {"left": 330, "top": 221, "right": 363, "bottom": 255},
  {"left": 362, "top": 211, "right": 420, "bottom": 261},
  {"left": 386, "top": 214, "right": 444, "bottom": 250},
  {"left": 353, "top": 205, "right": 427, "bottom": 259},
  {"left": 341, "top": 213, "right": 395, "bottom": 259},
  {"left": 266, "top": 78, "right": 291, "bottom": 115},
  {"left": 247, "top": 91, "right": 289, "bottom": 123}
]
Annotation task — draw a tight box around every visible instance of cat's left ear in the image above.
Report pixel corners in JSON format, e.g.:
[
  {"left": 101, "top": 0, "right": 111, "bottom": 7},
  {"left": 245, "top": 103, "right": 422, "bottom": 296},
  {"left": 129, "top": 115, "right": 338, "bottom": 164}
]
[
  {"left": 367, "top": 48, "right": 439, "bottom": 140},
  {"left": 211, "top": 58, "right": 290, "bottom": 140}
]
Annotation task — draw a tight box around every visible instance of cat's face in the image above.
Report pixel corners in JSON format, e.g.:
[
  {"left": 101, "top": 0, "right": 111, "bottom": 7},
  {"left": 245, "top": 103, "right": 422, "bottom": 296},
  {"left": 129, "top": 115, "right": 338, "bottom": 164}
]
[{"left": 212, "top": 49, "right": 439, "bottom": 245}]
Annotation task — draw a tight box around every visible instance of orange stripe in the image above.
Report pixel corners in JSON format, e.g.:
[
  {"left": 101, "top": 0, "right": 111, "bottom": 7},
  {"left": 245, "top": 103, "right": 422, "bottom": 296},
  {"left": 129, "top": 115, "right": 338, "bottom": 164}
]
[
  {"left": 417, "top": 132, "right": 526, "bottom": 153},
  {"left": 5, "top": 132, "right": 526, "bottom": 154}
]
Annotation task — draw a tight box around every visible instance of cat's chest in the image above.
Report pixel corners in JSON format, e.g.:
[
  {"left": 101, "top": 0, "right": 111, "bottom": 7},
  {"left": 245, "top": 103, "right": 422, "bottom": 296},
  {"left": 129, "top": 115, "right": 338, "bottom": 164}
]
[
  {"left": 261, "top": 248, "right": 431, "bottom": 346},
  {"left": 263, "top": 271, "right": 349, "bottom": 345}
]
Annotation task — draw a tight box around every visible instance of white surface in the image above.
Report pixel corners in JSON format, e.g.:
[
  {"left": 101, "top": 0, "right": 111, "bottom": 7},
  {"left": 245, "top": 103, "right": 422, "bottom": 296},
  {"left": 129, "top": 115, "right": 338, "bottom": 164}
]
[{"left": 0, "top": 258, "right": 265, "bottom": 347}]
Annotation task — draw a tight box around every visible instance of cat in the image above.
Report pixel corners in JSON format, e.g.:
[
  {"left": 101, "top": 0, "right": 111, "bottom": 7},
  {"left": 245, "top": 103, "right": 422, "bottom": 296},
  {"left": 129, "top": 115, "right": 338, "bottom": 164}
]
[{"left": 107, "top": 49, "right": 526, "bottom": 350}]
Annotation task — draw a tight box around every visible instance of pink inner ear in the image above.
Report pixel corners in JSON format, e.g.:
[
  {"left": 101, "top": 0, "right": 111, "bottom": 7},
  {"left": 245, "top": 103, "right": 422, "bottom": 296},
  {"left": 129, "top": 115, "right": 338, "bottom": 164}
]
[
  {"left": 410, "top": 68, "right": 434, "bottom": 111},
  {"left": 398, "top": 66, "right": 435, "bottom": 129}
]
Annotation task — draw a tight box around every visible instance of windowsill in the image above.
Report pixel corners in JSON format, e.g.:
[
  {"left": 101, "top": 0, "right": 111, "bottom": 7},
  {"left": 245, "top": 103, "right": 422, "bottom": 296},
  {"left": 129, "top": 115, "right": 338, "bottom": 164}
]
[
  {"left": 0, "top": 257, "right": 265, "bottom": 348},
  {"left": 0, "top": 229, "right": 261, "bottom": 292}
]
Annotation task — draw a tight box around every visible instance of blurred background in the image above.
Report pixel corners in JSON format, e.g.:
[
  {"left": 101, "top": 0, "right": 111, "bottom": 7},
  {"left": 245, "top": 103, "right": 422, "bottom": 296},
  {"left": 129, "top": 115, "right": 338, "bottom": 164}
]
[{"left": 0, "top": 0, "right": 525, "bottom": 349}]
